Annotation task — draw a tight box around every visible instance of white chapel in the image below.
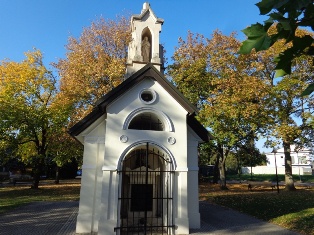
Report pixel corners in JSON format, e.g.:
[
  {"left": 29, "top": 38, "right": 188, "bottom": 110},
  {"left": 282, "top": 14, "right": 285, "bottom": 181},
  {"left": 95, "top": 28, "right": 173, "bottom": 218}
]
[{"left": 69, "top": 3, "right": 209, "bottom": 234}]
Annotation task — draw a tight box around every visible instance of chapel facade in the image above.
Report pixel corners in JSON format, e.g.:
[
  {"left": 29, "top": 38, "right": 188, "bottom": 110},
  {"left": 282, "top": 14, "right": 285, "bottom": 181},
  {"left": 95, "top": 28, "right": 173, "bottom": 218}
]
[{"left": 70, "top": 3, "right": 209, "bottom": 235}]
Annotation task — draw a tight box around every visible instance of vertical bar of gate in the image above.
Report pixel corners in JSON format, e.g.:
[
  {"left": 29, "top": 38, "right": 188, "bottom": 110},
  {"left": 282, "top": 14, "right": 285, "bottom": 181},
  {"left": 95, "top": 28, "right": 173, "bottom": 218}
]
[
  {"left": 144, "top": 142, "right": 149, "bottom": 235},
  {"left": 167, "top": 168, "right": 169, "bottom": 235},
  {"left": 161, "top": 151, "right": 164, "bottom": 234}
]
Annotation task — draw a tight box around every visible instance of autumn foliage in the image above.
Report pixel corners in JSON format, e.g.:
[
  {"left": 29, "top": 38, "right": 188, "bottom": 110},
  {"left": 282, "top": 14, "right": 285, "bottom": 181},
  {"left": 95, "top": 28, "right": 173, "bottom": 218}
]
[
  {"left": 54, "top": 16, "right": 131, "bottom": 124},
  {"left": 169, "top": 28, "right": 314, "bottom": 190},
  {"left": 0, "top": 50, "right": 70, "bottom": 188}
]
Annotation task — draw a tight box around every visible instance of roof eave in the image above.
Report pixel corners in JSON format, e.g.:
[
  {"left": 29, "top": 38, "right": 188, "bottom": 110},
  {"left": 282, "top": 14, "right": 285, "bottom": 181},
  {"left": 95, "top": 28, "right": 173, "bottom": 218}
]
[{"left": 187, "top": 114, "right": 212, "bottom": 142}]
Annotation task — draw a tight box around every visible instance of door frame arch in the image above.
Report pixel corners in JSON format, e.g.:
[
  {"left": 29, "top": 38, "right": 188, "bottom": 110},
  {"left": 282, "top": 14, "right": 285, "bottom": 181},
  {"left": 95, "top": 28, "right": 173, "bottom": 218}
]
[
  {"left": 115, "top": 141, "right": 176, "bottom": 234},
  {"left": 117, "top": 140, "right": 177, "bottom": 171}
]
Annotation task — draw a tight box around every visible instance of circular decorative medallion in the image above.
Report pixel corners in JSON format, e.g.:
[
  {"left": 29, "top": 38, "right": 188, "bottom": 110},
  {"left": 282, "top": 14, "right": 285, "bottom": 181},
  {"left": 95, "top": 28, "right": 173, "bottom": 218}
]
[
  {"left": 167, "top": 136, "right": 176, "bottom": 145},
  {"left": 139, "top": 89, "right": 157, "bottom": 104},
  {"left": 120, "top": 135, "right": 128, "bottom": 143}
]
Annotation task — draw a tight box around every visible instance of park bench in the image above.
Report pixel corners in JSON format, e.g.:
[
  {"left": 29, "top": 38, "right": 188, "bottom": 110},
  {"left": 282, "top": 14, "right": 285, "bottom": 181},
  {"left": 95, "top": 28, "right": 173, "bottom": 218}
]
[
  {"left": 9, "top": 174, "right": 33, "bottom": 186},
  {"left": 247, "top": 181, "right": 278, "bottom": 191}
]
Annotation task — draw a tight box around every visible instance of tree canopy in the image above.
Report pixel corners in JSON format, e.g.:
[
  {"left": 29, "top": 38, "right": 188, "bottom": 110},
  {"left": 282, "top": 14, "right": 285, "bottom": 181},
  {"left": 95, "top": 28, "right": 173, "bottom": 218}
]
[
  {"left": 54, "top": 16, "right": 131, "bottom": 124},
  {"left": 168, "top": 31, "right": 270, "bottom": 188},
  {"left": 0, "top": 50, "right": 71, "bottom": 188},
  {"left": 169, "top": 27, "right": 314, "bottom": 190}
]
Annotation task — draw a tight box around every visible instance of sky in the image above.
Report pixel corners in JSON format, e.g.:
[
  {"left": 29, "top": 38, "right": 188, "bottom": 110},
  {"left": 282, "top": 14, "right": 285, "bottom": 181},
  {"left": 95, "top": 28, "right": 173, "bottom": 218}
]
[
  {"left": 0, "top": 0, "right": 267, "bottom": 63},
  {"left": 0, "top": 0, "right": 271, "bottom": 152}
]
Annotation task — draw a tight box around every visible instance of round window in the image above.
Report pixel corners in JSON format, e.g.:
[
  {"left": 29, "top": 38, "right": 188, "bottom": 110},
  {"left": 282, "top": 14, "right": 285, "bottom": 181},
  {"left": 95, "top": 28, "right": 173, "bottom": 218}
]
[{"left": 139, "top": 89, "right": 157, "bottom": 104}]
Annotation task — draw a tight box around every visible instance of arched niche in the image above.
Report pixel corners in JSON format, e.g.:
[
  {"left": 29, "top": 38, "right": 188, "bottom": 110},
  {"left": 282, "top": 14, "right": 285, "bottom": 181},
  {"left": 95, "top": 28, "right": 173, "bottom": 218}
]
[
  {"left": 123, "top": 107, "right": 174, "bottom": 132},
  {"left": 141, "top": 27, "right": 152, "bottom": 62}
]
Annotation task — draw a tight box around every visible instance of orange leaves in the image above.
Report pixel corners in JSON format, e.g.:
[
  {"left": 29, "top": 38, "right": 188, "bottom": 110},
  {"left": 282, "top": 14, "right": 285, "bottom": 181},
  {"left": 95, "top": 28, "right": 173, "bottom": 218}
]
[
  {"left": 169, "top": 30, "right": 276, "bottom": 146},
  {"left": 0, "top": 50, "right": 54, "bottom": 103},
  {"left": 54, "top": 15, "right": 131, "bottom": 123},
  {"left": 170, "top": 27, "right": 314, "bottom": 150}
]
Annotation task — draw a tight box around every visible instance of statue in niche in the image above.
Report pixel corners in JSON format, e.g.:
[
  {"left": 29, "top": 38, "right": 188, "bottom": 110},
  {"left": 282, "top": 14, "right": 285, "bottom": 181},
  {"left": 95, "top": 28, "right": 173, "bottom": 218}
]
[{"left": 141, "top": 36, "right": 151, "bottom": 62}]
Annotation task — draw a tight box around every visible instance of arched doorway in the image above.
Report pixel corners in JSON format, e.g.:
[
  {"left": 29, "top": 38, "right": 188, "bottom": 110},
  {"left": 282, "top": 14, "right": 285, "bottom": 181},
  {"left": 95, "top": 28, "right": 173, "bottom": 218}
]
[{"left": 116, "top": 143, "right": 175, "bottom": 234}]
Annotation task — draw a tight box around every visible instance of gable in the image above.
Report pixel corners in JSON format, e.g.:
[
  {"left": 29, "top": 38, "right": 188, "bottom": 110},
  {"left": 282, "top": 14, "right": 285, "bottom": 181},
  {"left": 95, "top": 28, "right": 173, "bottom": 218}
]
[{"left": 69, "top": 63, "right": 210, "bottom": 142}]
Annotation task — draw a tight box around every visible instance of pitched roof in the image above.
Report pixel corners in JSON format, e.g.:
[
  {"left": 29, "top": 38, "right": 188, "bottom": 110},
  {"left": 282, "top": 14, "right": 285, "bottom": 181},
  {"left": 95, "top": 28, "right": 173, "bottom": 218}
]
[{"left": 69, "top": 63, "right": 210, "bottom": 142}]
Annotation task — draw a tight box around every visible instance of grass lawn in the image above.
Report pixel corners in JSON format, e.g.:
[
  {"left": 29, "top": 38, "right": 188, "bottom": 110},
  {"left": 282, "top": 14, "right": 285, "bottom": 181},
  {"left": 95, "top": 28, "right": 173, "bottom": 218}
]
[
  {"left": 0, "top": 179, "right": 80, "bottom": 214},
  {"left": 200, "top": 182, "right": 314, "bottom": 235}
]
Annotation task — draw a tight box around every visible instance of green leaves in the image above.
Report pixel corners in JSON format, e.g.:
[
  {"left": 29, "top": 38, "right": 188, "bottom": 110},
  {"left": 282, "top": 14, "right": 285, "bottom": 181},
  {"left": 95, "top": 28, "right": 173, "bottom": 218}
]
[
  {"left": 301, "top": 4, "right": 314, "bottom": 30},
  {"left": 256, "top": 0, "right": 289, "bottom": 15},
  {"left": 301, "top": 83, "right": 314, "bottom": 96},
  {"left": 239, "top": 23, "right": 273, "bottom": 54},
  {"left": 0, "top": 49, "right": 71, "bottom": 166},
  {"left": 240, "top": 0, "right": 314, "bottom": 94},
  {"left": 274, "top": 48, "right": 293, "bottom": 77},
  {"left": 274, "top": 35, "right": 314, "bottom": 77},
  {"left": 256, "top": 0, "right": 311, "bottom": 15}
]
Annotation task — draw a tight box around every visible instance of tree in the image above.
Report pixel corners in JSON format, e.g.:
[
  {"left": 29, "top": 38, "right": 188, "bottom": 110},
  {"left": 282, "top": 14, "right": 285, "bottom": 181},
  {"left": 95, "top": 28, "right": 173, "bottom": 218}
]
[
  {"left": 0, "top": 50, "right": 70, "bottom": 188},
  {"left": 239, "top": 0, "right": 314, "bottom": 94},
  {"left": 235, "top": 138, "right": 267, "bottom": 179},
  {"left": 170, "top": 28, "right": 314, "bottom": 191},
  {"left": 266, "top": 42, "right": 314, "bottom": 190},
  {"left": 49, "top": 129, "right": 83, "bottom": 183},
  {"left": 54, "top": 15, "right": 132, "bottom": 124},
  {"left": 198, "top": 141, "right": 220, "bottom": 183},
  {"left": 246, "top": 27, "right": 314, "bottom": 190},
  {"left": 0, "top": 126, "right": 18, "bottom": 167},
  {"left": 239, "top": 1, "right": 314, "bottom": 190},
  {"left": 169, "top": 31, "right": 270, "bottom": 189}
]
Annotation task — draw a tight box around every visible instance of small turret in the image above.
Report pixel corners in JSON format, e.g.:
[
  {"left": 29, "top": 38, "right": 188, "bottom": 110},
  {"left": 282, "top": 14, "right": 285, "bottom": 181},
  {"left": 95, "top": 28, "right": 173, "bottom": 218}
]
[{"left": 126, "top": 2, "right": 164, "bottom": 78}]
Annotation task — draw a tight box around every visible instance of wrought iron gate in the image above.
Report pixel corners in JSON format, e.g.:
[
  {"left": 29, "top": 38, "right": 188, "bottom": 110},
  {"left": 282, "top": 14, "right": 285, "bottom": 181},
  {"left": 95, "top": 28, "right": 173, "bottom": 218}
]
[{"left": 115, "top": 143, "right": 175, "bottom": 235}]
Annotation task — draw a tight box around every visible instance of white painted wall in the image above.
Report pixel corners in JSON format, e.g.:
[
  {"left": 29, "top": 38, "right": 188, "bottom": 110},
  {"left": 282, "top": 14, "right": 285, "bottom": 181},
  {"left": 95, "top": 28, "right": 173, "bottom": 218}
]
[
  {"left": 241, "top": 146, "right": 314, "bottom": 177},
  {"left": 98, "top": 78, "right": 190, "bottom": 234},
  {"left": 266, "top": 146, "right": 314, "bottom": 168},
  {"left": 76, "top": 77, "right": 201, "bottom": 234},
  {"left": 187, "top": 126, "right": 201, "bottom": 229},
  {"left": 242, "top": 166, "right": 313, "bottom": 175},
  {"left": 76, "top": 118, "right": 106, "bottom": 233}
]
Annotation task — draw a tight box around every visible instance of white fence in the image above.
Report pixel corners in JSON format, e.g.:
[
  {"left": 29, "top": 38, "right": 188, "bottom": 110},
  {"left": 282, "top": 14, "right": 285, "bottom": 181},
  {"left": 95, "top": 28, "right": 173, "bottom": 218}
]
[{"left": 242, "top": 166, "right": 313, "bottom": 175}]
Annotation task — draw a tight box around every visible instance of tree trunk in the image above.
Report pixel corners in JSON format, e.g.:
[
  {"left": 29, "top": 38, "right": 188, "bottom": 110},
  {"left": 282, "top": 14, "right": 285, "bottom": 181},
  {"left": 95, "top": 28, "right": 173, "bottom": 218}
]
[
  {"left": 213, "top": 154, "right": 220, "bottom": 184},
  {"left": 31, "top": 166, "right": 41, "bottom": 189},
  {"left": 32, "top": 174, "right": 40, "bottom": 189},
  {"left": 219, "top": 162, "right": 228, "bottom": 190},
  {"left": 218, "top": 145, "right": 228, "bottom": 190},
  {"left": 55, "top": 165, "right": 60, "bottom": 184},
  {"left": 236, "top": 153, "right": 241, "bottom": 179},
  {"left": 31, "top": 155, "right": 44, "bottom": 189},
  {"left": 283, "top": 141, "right": 296, "bottom": 191}
]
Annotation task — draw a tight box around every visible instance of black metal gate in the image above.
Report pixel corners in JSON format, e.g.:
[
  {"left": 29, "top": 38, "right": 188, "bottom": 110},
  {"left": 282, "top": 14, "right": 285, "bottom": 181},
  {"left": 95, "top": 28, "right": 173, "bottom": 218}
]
[{"left": 115, "top": 143, "right": 175, "bottom": 235}]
